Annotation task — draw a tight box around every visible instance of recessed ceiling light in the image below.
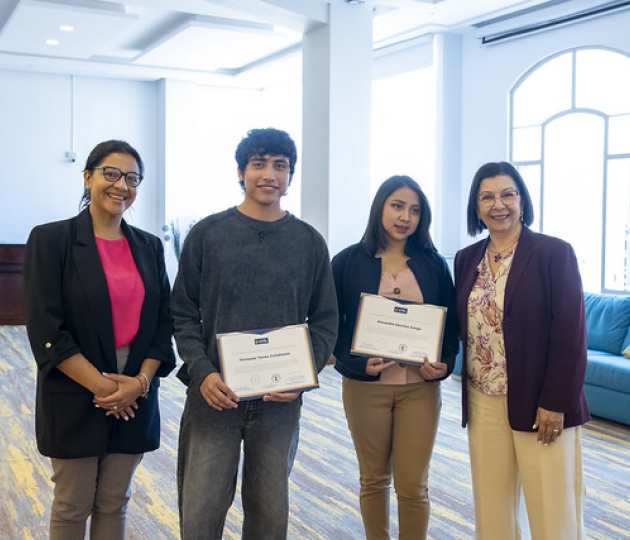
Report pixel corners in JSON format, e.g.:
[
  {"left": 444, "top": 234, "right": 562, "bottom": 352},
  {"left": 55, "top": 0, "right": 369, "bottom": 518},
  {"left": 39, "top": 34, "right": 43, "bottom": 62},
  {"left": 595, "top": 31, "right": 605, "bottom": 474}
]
[
  {"left": 59, "top": 25, "right": 74, "bottom": 32},
  {"left": 45, "top": 39, "right": 60, "bottom": 46}
]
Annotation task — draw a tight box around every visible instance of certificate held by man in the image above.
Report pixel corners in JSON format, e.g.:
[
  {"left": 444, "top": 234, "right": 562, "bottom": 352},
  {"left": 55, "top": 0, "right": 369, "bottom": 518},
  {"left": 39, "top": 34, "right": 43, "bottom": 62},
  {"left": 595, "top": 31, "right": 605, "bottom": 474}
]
[
  {"left": 217, "top": 323, "right": 318, "bottom": 399},
  {"left": 351, "top": 293, "right": 447, "bottom": 364}
]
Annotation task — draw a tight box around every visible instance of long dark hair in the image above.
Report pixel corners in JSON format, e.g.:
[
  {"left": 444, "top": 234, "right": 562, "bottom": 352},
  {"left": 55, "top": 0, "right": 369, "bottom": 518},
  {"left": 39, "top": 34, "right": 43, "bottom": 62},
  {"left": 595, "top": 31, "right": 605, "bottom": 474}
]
[
  {"left": 80, "top": 140, "right": 144, "bottom": 209},
  {"left": 361, "top": 175, "right": 436, "bottom": 256}
]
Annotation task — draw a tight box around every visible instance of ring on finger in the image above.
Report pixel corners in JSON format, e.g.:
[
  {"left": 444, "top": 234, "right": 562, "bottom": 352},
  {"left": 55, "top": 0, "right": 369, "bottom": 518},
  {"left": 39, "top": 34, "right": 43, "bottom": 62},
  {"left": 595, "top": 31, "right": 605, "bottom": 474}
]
[
  {"left": 113, "top": 405, "right": 118, "bottom": 411},
  {"left": 552, "top": 429, "right": 559, "bottom": 433}
]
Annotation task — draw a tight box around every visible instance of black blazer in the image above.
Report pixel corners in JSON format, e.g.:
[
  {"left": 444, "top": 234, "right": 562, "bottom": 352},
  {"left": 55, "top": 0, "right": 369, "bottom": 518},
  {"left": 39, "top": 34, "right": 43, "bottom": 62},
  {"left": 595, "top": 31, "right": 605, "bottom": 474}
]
[
  {"left": 332, "top": 242, "right": 459, "bottom": 382},
  {"left": 24, "top": 208, "right": 176, "bottom": 458}
]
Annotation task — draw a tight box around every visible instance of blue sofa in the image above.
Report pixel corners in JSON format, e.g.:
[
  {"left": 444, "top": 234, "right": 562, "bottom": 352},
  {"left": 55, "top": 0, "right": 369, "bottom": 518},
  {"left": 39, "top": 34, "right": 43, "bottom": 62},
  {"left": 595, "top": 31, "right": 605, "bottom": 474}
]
[
  {"left": 452, "top": 292, "right": 630, "bottom": 426},
  {"left": 583, "top": 292, "right": 630, "bottom": 426}
]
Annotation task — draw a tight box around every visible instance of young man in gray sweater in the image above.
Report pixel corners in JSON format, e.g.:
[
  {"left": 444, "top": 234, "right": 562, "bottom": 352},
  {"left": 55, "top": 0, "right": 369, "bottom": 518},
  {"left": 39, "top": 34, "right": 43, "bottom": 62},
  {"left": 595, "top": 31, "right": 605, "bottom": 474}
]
[{"left": 171, "top": 128, "right": 338, "bottom": 540}]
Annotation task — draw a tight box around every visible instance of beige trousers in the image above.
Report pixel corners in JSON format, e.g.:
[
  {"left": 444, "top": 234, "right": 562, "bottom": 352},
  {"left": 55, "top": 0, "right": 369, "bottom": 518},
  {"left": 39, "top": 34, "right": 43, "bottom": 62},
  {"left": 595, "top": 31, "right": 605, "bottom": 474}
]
[
  {"left": 343, "top": 377, "right": 441, "bottom": 540},
  {"left": 467, "top": 385, "right": 586, "bottom": 540},
  {"left": 49, "top": 453, "right": 143, "bottom": 540}
]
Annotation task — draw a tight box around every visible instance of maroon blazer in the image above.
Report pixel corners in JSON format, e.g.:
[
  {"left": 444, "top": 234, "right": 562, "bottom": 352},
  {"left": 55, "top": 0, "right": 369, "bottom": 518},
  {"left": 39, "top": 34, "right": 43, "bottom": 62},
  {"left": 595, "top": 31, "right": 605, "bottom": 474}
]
[{"left": 454, "top": 226, "right": 591, "bottom": 431}]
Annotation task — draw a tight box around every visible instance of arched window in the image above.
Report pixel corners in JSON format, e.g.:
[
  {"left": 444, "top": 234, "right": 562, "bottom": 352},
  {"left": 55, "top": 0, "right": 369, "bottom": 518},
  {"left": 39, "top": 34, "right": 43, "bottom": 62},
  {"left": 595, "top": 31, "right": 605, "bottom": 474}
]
[{"left": 510, "top": 47, "right": 630, "bottom": 294}]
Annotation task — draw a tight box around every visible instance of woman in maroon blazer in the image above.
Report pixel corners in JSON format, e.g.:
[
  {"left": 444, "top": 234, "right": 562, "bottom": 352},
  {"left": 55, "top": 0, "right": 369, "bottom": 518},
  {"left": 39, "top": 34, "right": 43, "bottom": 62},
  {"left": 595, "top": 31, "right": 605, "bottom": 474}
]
[
  {"left": 24, "top": 140, "right": 175, "bottom": 539},
  {"left": 454, "top": 162, "right": 590, "bottom": 540}
]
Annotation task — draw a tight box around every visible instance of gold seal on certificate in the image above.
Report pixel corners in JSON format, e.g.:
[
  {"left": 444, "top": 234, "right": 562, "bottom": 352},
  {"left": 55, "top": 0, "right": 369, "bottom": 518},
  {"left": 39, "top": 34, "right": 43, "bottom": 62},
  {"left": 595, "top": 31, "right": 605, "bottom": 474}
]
[
  {"left": 351, "top": 293, "right": 446, "bottom": 364},
  {"left": 217, "top": 323, "right": 318, "bottom": 399}
]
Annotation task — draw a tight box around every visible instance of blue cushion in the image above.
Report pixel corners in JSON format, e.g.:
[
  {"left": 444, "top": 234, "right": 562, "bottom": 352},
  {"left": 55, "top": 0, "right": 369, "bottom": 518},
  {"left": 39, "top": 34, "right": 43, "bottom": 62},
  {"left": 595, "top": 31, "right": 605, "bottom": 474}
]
[
  {"left": 583, "top": 384, "right": 630, "bottom": 425},
  {"left": 623, "top": 324, "right": 630, "bottom": 354},
  {"left": 584, "top": 293, "right": 630, "bottom": 355},
  {"left": 585, "top": 350, "right": 630, "bottom": 394}
]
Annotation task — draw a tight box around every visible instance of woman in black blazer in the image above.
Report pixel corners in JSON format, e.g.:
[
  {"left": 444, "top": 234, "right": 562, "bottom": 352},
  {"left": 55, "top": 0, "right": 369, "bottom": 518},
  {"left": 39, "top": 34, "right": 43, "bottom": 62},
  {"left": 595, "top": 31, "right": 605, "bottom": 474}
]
[
  {"left": 24, "top": 140, "right": 175, "bottom": 540},
  {"left": 332, "top": 176, "right": 459, "bottom": 539}
]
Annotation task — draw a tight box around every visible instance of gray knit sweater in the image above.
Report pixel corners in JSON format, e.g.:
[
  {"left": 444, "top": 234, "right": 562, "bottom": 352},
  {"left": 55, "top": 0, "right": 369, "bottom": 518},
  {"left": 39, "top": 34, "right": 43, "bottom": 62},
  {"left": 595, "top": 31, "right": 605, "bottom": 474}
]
[{"left": 171, "top": 207, "right": 338, "bottom": 386}]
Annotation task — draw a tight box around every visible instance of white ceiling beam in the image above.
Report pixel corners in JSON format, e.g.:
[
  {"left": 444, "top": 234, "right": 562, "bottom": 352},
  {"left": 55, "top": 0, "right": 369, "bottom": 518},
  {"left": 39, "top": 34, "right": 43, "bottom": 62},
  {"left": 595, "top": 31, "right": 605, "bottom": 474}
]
[
  {"left": 98, "top": 0, "right": 327, "bottom": 31},
  {"left": 0, "top": 49, "right": 259, "bottom": 87},
  {"left": 259, "top": 0, "right": 328, "bottom": 23}
]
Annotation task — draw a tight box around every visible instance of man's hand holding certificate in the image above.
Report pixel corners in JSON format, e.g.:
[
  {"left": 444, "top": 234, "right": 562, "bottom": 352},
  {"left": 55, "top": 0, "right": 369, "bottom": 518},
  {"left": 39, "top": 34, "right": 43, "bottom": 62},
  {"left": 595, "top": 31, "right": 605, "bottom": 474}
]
[
  {"left": 351, "top": 293, "right": 447, "bottom": 364},
  {"left": 217, "top": 323, "right": 318, "bottom": 399}
]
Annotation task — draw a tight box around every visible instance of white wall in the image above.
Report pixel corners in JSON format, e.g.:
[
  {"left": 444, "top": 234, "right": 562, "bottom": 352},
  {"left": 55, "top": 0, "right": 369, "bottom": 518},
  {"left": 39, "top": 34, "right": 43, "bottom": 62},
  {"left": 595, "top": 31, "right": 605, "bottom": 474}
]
[
  {"left": 74, "top": 77, "right": 159, "bottom": 234},
  {"left": 458, "top": 9, "right": 630, "bottom": 247},
  {"left": 0, "top": 71, "right": 72, "bottom": 243},
  {"left": 0, "top": 71, "right": 159, "bottom": 243}
]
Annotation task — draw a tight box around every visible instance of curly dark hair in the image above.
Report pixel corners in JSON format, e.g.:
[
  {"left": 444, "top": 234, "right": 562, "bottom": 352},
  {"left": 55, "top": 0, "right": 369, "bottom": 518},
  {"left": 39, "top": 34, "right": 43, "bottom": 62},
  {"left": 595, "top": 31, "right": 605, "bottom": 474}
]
[
  {"left": 361, "top": 175, "right": 436, "bottom": 256},
  {"left": 234, "top": 128, "right": 297, "bottom": 188},
  {"left": 80, "top": 140, "right": 144, "bottom": 209},
  {"left": 466, "top": 161, "right": 534, "bottom": 236}
]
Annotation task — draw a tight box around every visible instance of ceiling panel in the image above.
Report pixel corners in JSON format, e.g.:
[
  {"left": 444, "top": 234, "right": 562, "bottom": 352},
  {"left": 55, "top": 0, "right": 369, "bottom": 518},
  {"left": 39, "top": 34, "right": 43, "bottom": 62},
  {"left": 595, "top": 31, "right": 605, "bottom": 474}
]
[
  {"left": 135, "top": 17, "right": 301, "bottom": 72},
  {"left": 0, "top": 0, "right": 138, "bottom": 60}
]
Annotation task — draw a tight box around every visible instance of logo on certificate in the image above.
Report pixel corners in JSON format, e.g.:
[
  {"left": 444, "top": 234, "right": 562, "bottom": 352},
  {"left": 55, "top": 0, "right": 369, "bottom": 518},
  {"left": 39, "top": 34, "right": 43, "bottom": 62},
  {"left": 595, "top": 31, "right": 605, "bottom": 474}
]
[
  {"left": 394, "top": 306, "right": 408, "bottom": 314},
  {"left": 255, "top": 338, "right": 270, "bottom": 345}
]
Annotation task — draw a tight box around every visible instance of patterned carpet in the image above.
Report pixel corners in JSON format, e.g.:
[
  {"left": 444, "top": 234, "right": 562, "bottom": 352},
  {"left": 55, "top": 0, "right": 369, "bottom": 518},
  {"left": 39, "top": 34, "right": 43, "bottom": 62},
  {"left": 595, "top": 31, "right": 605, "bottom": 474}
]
[{"left": 1, "top": 325, "right": 629, "bottom": 539}]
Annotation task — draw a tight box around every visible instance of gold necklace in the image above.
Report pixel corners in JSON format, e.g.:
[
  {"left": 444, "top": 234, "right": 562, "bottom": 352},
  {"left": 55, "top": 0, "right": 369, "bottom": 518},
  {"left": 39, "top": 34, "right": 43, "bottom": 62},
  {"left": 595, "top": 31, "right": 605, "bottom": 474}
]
[{"left": 487, "top": 240, "right": 518, "bottom": 263}]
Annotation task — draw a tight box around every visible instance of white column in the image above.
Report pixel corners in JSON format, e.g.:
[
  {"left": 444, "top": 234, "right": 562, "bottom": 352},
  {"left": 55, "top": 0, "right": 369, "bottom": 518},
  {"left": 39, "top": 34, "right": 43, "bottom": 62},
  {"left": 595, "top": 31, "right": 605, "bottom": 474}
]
[
  {"left": 301, "top": 0, "right": 373, "bottom": 257},
  {"left": 157, "top": 77, "right": 198, "bottom": 282},
  {"left": 433, "top": 33, "right": 463, "bottom": 262}
]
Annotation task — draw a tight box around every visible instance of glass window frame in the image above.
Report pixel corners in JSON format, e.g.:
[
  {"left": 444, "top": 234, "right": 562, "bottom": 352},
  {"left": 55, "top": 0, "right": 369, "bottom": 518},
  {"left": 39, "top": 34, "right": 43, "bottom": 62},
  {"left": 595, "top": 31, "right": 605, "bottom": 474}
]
[{"left": 509, "top": 46, "right": 630, "bottom": 295}]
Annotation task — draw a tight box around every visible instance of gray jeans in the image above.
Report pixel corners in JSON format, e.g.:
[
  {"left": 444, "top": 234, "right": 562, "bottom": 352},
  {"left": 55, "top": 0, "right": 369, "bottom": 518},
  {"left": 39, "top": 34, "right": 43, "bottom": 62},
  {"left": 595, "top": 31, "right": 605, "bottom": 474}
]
[{"left": 178, "top": 388, "right": 302, "bottom": 540}]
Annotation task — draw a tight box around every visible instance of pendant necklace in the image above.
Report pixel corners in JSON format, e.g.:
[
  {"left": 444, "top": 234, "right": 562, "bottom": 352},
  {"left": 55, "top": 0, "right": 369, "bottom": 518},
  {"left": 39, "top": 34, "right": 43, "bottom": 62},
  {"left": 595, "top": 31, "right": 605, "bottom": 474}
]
[{"left": 488, "top": 240, "right": 518, "bottom": 263}]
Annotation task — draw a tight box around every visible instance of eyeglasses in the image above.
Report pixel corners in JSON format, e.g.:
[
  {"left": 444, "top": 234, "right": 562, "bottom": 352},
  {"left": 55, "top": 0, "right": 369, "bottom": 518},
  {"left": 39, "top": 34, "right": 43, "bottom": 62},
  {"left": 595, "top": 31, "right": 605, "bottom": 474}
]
[
  {"left": 477, "top": 190, "right": 519, "bottom": 206},
  {"left": 92, "top": 166, "right": 143, "bottom": 187}
]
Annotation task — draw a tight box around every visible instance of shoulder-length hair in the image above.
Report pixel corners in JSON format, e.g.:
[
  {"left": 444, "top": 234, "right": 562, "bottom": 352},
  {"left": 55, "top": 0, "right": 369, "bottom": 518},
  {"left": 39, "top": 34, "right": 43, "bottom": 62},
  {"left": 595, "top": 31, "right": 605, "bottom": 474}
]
[
  {"left": 466, "top": 161, "right": 535, "bottom": 236},
  {"left": 361, "top": 175, "right": 436, "bottom": 256}
]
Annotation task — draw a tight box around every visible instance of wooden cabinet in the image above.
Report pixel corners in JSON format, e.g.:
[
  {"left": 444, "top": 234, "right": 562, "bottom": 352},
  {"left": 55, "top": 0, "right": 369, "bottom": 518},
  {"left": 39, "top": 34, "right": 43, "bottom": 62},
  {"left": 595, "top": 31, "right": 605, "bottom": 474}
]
[{"left": 0, "top": 244, "right": 26, "bottom": 325}]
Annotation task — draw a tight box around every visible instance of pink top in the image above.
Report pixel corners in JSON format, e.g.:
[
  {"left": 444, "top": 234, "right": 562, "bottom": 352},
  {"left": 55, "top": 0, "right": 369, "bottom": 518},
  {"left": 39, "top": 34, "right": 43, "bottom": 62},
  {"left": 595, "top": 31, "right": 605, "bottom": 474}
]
[
  {"left": 95, "top": 237, "right": 145, "bottom": 348},
  {"left": 377, "top": 268, "right": 425, "bottom": 385}
]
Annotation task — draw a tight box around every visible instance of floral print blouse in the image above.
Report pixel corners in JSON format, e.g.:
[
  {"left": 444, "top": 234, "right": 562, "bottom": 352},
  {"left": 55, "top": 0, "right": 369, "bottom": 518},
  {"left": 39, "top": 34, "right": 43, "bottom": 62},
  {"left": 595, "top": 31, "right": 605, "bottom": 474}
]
[{"left": 466, "top": 247, "right": 517, "bottom": 395}]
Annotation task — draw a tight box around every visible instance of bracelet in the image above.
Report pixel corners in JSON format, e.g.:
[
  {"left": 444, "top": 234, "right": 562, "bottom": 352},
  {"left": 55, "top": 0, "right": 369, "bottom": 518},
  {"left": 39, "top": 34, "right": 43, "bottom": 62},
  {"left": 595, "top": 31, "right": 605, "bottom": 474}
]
[
  {"left": 135, "top": 375, "right": 144, "bottom": 395},
  {"left": 138, "top": 372, "right": 150, "bottom": 397},
  {"left": 134, "top": 375, "right": 147, "bottom": 397},
  {"left": 135, "top": 373, "right": 150, "bottom": 398}
]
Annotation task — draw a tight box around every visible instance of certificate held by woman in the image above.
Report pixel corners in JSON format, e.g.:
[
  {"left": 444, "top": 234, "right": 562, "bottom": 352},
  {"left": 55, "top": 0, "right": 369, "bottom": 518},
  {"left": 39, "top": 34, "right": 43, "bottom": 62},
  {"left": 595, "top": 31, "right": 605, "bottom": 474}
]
[{"left": 351, "top": 293, "right": 446, "bottom": 364}]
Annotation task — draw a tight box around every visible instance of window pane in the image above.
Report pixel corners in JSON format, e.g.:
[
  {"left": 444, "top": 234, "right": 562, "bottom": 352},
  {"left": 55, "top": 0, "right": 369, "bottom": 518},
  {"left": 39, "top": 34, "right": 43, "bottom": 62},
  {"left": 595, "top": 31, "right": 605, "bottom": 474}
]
[
  {"left": 605, "top": 158, "right": 630, "bottom": 292},
  {"left": 512, "top": 126, "right": 542, "bottom": 162},
  {"left": 512, "top": 53, "right": 572, "bottom": 127},
  {"left": 576, "top": 49, "right": 630, "bottom": 115},
  {"left": 543, "top": 113, "right": 604, "bottom": 293},
  {"left": 517, "top": 164, "right": 541, "bottom": 232},
  {"left": 371, "top": 67, "right": 436, "bottom": 203},
  {"left": 609, "top": 114, "right": 630, "bottom": 155}
]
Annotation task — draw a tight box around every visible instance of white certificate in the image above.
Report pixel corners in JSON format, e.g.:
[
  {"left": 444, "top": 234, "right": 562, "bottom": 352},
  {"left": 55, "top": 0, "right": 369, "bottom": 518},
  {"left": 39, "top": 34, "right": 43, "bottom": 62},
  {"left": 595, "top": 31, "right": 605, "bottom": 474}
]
[
  {"left": 217, "top": 323, "right": 318, "bottom": 399},
  {"left": 351, "top": 293, "right": 446, "bottom": 364}
]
